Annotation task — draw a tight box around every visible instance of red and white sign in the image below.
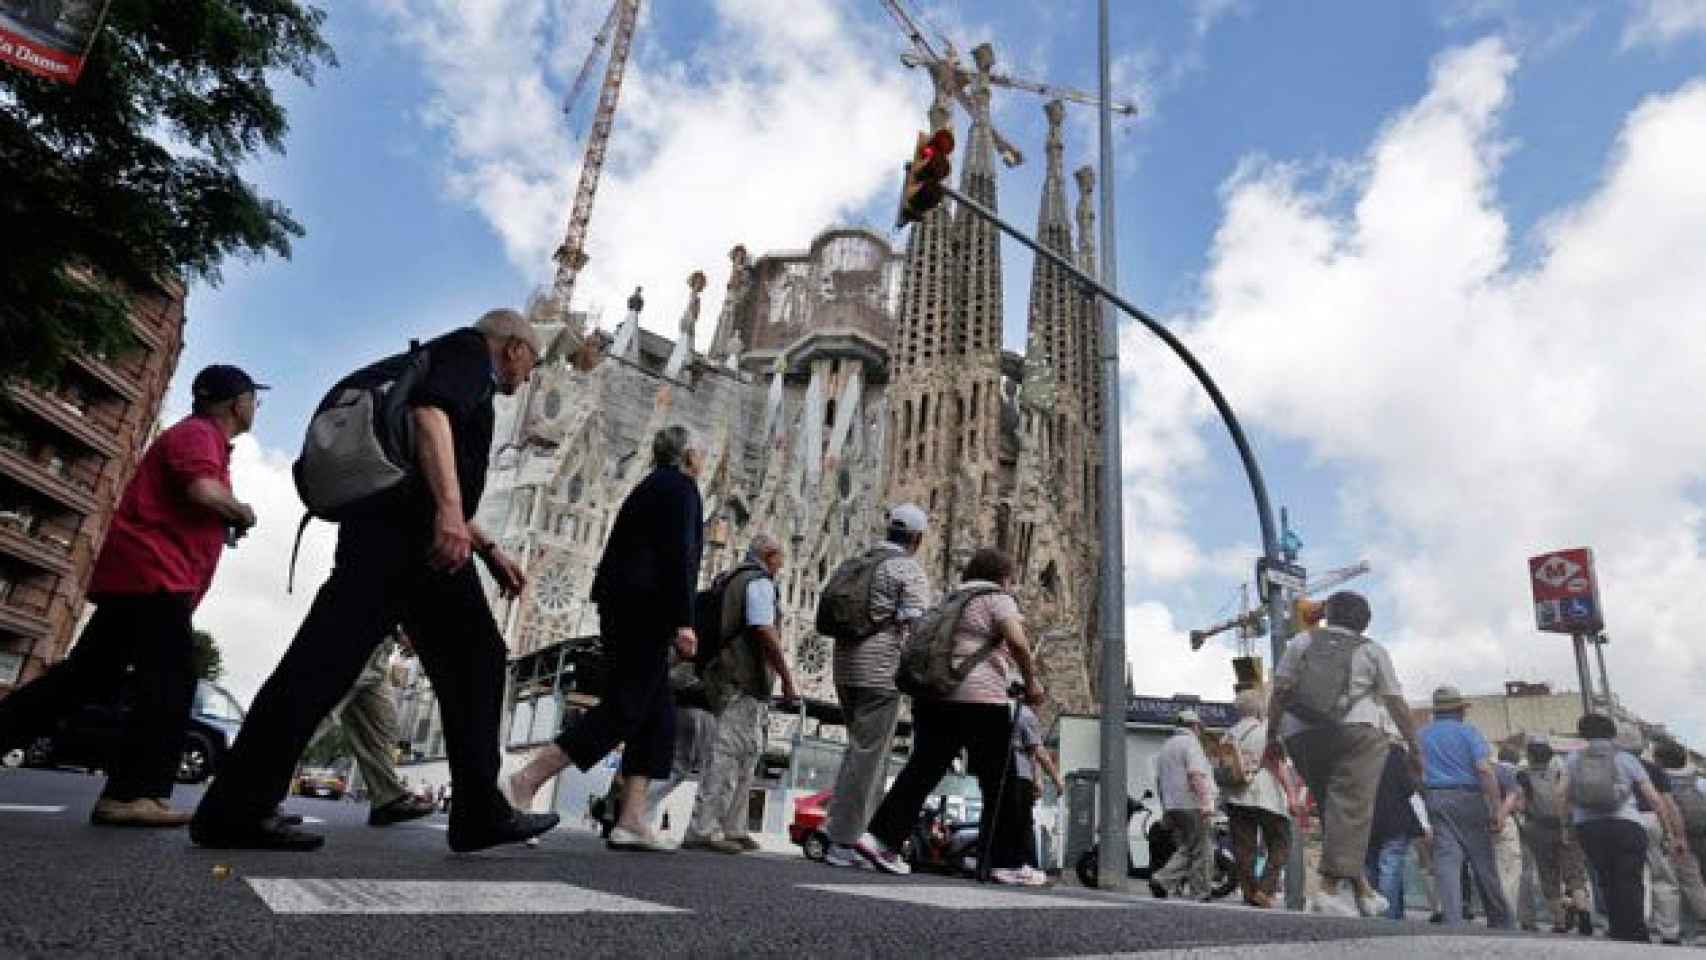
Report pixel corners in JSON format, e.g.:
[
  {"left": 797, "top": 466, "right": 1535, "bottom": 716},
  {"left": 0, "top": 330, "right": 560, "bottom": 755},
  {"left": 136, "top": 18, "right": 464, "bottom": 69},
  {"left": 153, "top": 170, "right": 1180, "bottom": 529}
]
[
  {"left": 0, "top": 1, "right": 113, "bottom": 85},
  {"left": 1528, "top": 547, "right": 1604, "bottom": 634}
]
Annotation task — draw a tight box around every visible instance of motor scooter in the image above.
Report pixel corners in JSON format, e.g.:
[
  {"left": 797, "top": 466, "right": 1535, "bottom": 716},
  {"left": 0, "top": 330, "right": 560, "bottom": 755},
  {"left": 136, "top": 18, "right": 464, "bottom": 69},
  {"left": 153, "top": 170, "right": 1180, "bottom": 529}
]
[
  {"left": 905, "top": 794, "right": 982, "bottom": 876},
  {"left": 1075, "top": 790, "right": 1239, "bottom": 898}
]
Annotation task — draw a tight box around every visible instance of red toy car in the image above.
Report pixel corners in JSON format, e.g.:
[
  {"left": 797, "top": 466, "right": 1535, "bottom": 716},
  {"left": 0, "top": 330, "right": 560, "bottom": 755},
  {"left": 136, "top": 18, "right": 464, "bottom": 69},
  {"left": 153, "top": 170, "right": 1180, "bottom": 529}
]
[{"left": 788, "top": 789, "right": 833, "bottom": 860}]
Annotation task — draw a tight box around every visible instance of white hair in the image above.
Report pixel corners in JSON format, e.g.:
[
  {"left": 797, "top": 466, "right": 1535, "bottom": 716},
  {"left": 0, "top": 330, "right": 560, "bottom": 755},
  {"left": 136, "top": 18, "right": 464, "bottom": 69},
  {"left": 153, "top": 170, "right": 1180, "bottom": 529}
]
[
  {"left": 745, "top": 532, "right": 782, "bottom": 564},
  {"left": 652, "top": 425, "right": 703, "bottom": 469},
  {"left": 475, "top": 308, "right": 544, "bottom": 358}
]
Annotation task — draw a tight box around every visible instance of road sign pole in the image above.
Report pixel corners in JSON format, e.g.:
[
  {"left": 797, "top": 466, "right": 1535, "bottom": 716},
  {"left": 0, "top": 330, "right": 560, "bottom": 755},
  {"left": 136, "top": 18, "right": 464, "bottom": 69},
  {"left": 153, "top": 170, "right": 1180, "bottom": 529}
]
[
  {"left": 1593, "top": 634, "right": 1613, "bottom": 710},
  {"left": 1571, "top": 634, "right": 1594, "bottom": 717}
]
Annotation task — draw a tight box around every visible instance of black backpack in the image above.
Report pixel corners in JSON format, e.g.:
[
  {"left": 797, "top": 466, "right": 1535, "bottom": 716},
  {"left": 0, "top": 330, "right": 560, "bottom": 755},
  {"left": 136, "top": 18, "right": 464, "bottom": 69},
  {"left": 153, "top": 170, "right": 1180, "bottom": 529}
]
[
  {"left": 287, "top": 341, "right": 433, "bottom": 591},
  {"left": 816, "top": 547, "right": 894, "bottom": 642},
  {"left": 692, "top": 562, "right": 767, "bottom": 675}
]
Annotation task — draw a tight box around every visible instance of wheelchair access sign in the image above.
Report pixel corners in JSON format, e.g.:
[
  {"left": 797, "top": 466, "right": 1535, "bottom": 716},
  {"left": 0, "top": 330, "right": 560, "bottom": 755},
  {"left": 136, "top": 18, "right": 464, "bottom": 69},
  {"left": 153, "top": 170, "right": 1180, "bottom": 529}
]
[{"left": 1528, "top": 547, "right": 1604, "bottom": 634}]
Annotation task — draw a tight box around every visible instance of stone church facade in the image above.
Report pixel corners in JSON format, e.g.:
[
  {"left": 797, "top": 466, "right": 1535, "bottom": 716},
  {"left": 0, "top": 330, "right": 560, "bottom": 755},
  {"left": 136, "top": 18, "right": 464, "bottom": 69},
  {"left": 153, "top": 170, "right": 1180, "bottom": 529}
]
[{"left": 477, "top": 71, "right": 1107, "bottom": 717}]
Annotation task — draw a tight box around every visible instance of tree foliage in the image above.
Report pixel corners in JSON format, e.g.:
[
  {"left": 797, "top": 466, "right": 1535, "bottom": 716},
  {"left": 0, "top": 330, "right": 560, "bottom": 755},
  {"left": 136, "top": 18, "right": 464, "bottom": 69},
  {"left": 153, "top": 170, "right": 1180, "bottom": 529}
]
[
  {"left": 0, "top": 1, "right": 336, "bottom": 385},
  {"left": 190, "top": 628, "right": 223, "bottom": 681}
]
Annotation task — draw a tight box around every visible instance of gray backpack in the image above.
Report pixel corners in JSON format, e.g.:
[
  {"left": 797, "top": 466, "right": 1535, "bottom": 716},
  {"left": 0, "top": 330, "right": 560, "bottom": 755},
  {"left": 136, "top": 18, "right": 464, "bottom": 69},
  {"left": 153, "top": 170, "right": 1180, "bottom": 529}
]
[
  {"left": 816, "top": 547, "right": 893, "bottom": 642},
  {"left": 1568, "top": 741, "right": 1632, "bottom": 814},
  {"left": 1519, "top": 767, "right": 1564, "bottom": 826},
  {"left": 288, "top": 341, "right": 434, "bottom": 591},
  {"left": 895, "top": 584, "right": 1002, "bottom": 699},
  {"left": 1672, "top": 775, "right": 1706, "bottom": 836},
  {"left": 1283, "top": 628, "right": 1369, "bottom": 725}
]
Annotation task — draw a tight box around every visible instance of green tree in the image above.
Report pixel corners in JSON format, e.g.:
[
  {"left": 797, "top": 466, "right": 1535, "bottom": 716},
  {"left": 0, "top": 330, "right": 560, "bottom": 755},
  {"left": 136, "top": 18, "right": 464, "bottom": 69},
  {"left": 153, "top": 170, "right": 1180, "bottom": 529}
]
[
  {"left": 300, "top": 720, "right": 352, "bottom": 768},
  {"left": 190, "top": 628, "right": 223, "bottom": 681},
  {"left": 0, "top": 2, "right": 336, "bottom": 385}
]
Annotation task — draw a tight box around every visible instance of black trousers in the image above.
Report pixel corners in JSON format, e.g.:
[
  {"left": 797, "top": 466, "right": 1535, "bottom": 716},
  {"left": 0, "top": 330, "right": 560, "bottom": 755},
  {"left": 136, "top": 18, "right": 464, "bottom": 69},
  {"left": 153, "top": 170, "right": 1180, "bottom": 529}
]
[
  {"left": 1577, "top": 818, "right": 1650, "bottom": 942},
  {"left": 555, "top": 606, "right": 674, "bottom": 780},
  {"left": 868, "top": 700, "right": 1025, "bottom": 871},
  {"left": 194, "top": 515, "right": 507, "bottom": 830},
  {"left": 0, "top": 593, "right": 194, "bottom": 801}
]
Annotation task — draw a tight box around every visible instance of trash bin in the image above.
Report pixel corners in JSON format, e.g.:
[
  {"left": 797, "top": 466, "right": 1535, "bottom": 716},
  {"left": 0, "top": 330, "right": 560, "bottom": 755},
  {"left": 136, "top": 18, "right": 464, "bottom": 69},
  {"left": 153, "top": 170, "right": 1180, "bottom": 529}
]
[{"left": 1064, "top": 769, "right": 1100, "bottom": 872}]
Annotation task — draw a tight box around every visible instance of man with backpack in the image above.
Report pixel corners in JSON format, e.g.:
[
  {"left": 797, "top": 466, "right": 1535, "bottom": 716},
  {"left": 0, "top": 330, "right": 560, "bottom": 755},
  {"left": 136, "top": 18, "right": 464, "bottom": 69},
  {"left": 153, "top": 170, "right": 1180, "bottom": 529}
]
[
  {"left": 0, "top": 365, "right": 262, "bottom": 827},
  {"left": 681, "top": 533, "right": 798, "bottom": 854},
  {"left": 192, "top": 310, "right": 559, "bottom": 852},
  {"left": 1266, "top": 591, "right": 1417, "bottom": 917},
  {"left": 1515, "top": 740, "right": 1572, "bottom": 932},
  {"left": 857, "top": 548, "right": 1045, "bottom": 884},
  {"left": 1562, "top": 713, "right": 1667, "bottom": 942},
  {"left": 1654, "top": 737, "right": 1706, "bottom": 942},
  {"left": 818, "top": 504, "right": 932, "bottom": 868}
]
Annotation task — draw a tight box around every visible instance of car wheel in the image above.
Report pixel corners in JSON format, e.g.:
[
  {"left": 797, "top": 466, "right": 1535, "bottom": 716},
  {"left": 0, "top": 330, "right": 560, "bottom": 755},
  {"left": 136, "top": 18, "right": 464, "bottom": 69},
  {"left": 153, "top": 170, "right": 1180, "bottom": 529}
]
[
  {"left": 177, "top": 732, "right": 215, "bottom": 784},
  {"left": 1, "top": 747, "right": 23, "bottom": 768},
  {"left": 802, "top": 830, "right": 829, "bottom": 862}
]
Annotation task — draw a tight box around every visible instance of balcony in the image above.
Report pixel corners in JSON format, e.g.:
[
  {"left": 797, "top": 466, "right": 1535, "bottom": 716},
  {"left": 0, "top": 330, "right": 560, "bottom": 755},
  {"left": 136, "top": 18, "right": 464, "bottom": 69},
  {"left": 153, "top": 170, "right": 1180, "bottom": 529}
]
[
  {"left": 0, "top": 602, "right": 50, "bottom": 642},
  {"left": 68, "top": 352, "right": 143, "bottom": 405},
  {"left": 0, "top": 523, "right": 73, "bottom": 578},
  {"left": 7, "top": 384, "right": 122, "bottom": 460},
  {"left": 0, "top": 446, "right": 99, "bottom": 516}
]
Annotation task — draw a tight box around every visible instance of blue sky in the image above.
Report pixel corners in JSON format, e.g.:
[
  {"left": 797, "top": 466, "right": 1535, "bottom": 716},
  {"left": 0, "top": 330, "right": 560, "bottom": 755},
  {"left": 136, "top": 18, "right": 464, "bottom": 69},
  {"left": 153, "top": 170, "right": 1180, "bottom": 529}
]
[{"left": 180, "top": 0, "right": 1706, "bottom": 742}]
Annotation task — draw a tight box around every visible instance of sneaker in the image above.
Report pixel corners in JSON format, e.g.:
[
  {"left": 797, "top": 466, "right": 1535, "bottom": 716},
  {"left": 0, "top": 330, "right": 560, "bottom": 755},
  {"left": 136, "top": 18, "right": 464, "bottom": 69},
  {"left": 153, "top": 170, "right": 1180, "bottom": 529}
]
[
  {"left": 90, "top": 797, "right": 191, "bottom": 828},
  {"left": 990, "top": 867, "right": 1048, "bottom": 887},
  {"left": 853, "top": 832, "right": 911, "bottom": 875},
  {"left": 726, "top": 834, "right": 761, "bottom": 852},
  {"left": 608, "top": 825, "right": 675, "bottom": 853},
  {"left": 1356, "top": 888, "right": 1390, "bottom": 918},
  {"left": 1309, "top": 880, "right": 1361, "bottom": 918},
  {"left": 678, "top": 832, "right": 740, "bottom": 854},
  {"left": 824, "top": 843, "right": 861, "bottom": 868}
]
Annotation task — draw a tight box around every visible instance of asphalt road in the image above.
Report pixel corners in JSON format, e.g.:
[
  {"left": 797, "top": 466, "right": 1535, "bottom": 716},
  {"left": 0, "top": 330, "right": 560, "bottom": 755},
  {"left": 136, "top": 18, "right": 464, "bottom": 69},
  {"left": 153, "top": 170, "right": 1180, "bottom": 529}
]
[{"left": 0, "top": 768, "right": 1670, "bottom": 958}]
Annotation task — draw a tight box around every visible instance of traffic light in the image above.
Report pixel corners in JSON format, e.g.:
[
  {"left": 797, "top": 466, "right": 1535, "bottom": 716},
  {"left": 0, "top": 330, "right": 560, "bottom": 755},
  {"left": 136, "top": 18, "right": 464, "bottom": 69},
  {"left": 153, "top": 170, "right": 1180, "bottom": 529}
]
[{"left": 895, "top": 129, "right": 955, "bottom": 228}]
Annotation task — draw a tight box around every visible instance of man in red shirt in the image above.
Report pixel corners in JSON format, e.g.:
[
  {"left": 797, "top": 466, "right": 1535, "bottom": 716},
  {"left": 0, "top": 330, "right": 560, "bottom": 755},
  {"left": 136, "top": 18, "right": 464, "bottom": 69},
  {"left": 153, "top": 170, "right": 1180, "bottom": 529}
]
[{"left": 0, "top": 365, "right": 262, "bottom": 826}]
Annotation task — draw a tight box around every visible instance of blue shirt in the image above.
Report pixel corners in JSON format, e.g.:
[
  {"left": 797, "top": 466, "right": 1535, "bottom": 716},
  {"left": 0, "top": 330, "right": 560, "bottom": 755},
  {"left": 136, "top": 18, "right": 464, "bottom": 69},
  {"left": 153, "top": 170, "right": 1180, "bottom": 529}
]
[{"left": 1419, "top": 717, "right": 1490, "bottom": 788}]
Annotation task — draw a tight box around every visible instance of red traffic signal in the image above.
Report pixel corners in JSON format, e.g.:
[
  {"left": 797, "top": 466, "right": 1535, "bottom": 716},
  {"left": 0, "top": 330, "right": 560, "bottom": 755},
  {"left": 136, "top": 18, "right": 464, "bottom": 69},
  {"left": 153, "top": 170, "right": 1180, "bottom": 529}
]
[{"left": 896, "top": 129, "right": 956, "bottom": 227}]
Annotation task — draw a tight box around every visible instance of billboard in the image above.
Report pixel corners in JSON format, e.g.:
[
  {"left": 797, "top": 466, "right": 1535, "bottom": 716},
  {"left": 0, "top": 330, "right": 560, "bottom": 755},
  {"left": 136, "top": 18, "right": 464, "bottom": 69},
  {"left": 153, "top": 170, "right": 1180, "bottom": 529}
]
[
  {"left": 1528, "top": 547, "right": 1605, "bottom": 635},
  {"left": 0, "top": 1, "right": 112, "bottom": 84}
]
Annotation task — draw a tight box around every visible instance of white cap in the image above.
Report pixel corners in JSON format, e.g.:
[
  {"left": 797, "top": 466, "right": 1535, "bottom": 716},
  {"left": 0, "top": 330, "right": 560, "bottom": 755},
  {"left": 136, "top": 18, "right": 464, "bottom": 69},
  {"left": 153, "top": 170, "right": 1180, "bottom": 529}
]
[
  {"left": 1177, "top": 709, "right": 1201, "bottom": 726},
  {"left": 887, "top": 503, "right": 928, "bottom": 534}
]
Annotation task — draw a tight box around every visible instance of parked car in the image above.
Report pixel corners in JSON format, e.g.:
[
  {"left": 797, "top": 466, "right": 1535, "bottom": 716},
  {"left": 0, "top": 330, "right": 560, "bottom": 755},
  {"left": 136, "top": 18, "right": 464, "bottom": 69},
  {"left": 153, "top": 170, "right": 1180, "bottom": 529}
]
[
  {"left": 17, "top": 679, "right": 246, "bottom": 785},
  {"left": 788, "top": 788, "right": 833, "bottom": 860},
  {"left": 296, "top": 768, "right": 347, "bottom": 800}
]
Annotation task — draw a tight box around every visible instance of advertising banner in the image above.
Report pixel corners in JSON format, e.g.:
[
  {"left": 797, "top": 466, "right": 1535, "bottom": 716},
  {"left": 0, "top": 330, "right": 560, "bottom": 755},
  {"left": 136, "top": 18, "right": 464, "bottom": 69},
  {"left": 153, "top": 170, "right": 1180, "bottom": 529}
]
[
  {"left": 0, "top": 0, "right": 112, "bottom": 84},
  {"left": 1528, "top": 547, "right": 1605, "bottom": 634}
]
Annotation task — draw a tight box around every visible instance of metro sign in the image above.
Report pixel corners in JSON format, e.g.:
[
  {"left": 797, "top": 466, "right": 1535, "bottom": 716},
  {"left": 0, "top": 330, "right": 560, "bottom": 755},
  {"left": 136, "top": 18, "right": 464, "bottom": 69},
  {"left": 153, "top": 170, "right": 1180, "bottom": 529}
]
[{"left": 1528, "top": 547, "right": 1604, "bottom": 634}]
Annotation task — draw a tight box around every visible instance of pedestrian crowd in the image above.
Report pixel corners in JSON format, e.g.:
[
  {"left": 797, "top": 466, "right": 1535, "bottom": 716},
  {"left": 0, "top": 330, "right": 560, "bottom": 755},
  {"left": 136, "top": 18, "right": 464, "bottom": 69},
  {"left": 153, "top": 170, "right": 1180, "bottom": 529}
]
[{"left": 1, "top": 307, "right": 1699, "bottom": 940}]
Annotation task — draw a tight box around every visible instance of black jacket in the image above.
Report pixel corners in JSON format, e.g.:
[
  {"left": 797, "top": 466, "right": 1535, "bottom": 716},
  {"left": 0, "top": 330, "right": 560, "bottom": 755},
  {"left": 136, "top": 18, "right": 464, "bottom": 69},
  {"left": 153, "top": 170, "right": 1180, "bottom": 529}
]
[
  {"left": 1369, "top": 743, "right": 1424, "bottom": 845},
  {"left": 590, "top": 464, "right": 704, "bottom": 630}
]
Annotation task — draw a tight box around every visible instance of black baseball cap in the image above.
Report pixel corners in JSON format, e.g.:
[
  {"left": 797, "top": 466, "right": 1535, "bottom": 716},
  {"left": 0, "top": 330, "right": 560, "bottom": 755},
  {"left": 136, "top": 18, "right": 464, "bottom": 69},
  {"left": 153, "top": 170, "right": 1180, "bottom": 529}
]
[{"left": 191, "top": 365, "right": 270, "bottom": 408}]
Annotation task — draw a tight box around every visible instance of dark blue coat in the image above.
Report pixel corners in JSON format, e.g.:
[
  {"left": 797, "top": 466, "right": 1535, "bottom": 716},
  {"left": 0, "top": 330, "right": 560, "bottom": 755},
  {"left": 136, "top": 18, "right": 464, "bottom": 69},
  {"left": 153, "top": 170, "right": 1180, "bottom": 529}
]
[{"left": 590, "top": 464, "right": 704, "bottom": 631}]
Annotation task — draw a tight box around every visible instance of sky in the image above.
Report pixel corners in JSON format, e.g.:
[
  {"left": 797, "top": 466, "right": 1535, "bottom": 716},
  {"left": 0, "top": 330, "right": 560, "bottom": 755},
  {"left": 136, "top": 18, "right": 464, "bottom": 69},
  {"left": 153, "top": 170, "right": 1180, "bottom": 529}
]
[{"left": 169, "top": 0, "right": 1706, "bottom": 744}]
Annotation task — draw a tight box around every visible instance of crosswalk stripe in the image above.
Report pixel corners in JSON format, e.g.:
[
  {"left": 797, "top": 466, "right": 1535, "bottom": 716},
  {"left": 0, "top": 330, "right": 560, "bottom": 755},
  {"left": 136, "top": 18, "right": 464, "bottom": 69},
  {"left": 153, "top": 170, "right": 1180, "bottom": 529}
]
[
  {"left": 245, "top": 879, "right": 688, "bottom": 915},
  {"left": 798, "top": 883, "right": 1123, "bottom": 910},
  {"left": 0, "top": 804, "right": 66, "bottom": 813},
  {"left": 1050, "top": 935, "right": 1657, "bottom": 959}
]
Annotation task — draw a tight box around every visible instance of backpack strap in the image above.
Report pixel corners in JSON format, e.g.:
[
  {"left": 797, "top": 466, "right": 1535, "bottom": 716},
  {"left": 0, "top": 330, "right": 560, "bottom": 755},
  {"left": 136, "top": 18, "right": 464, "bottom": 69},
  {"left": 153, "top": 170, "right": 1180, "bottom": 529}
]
[
  {"left": 945, "top": 586, "right": 1007, "bottom": 684},
  {"left": 287, "top": 511, "right": 314, "bottom": 594}
]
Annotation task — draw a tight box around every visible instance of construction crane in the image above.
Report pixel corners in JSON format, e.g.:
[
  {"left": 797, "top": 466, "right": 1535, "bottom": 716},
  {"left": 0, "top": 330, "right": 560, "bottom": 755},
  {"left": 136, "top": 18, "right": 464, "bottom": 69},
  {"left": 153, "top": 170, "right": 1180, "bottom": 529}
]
[
  {"left": 541, "top": 0, "right": 640, "bottom": 328},
  {"left": 1189, "top": 561, "right": 1373, "bottom": 653},
  {"left": 877, "top": 0, "right": 1140, "bottom": 169}
]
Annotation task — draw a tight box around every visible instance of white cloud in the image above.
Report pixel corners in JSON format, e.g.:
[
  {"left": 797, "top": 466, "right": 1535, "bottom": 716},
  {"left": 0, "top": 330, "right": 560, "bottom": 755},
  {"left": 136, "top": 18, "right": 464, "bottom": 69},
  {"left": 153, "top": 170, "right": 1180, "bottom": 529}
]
[
  {"left": 368, "top": 0, "right": 927, "bottom": 339},
  {"left": 1123, "top": 37, "right": 1706, "bottom": 742},
  {"left": 194, "top": 438, "right": 335, "bottom": 707},
  {"left": 1623, "top": 0, "right": 1706, "bottom": 49}
]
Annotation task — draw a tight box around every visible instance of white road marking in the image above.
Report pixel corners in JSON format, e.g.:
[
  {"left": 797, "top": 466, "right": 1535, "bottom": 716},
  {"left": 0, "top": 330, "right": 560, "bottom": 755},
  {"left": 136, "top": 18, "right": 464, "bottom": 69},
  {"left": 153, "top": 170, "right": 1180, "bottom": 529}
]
[
  {"left": 0, "top": 804, "right": 66, "bottom": 813},
  {"left": 798, "top": 883, "right": 1123, "bottom": 910},
  {"left": 245, "top": 879, "right": 688, "bottom": 915},
  {"left": 301, "top": 817, "right": 325, "bottom": 825},
  {"left": 1053, "top": 936, "right": 1656, "bottom": 959}
]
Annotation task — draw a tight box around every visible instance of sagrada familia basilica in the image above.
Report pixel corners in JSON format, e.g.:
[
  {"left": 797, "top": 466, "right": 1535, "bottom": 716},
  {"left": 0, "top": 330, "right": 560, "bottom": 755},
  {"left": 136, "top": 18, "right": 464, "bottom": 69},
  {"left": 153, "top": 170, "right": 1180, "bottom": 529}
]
[{"left": 474, "top": 66, "right": 1109, "bottom": 720}]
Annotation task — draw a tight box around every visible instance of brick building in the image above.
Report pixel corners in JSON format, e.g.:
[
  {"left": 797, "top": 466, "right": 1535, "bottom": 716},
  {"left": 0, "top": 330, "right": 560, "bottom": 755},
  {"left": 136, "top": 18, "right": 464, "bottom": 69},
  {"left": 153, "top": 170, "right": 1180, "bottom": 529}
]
[{"left": 0, "top": 283, "right": 188, "bottom": 693}]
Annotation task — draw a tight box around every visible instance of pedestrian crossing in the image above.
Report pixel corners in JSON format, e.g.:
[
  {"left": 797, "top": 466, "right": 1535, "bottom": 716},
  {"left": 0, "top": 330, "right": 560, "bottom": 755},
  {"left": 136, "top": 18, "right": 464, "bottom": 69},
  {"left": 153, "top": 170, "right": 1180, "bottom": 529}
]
[
  {"left": 241, "top": 877, "right": 1120, "bottom": 916},
  {"left": 0, "top": 803, "right": 66, "bottom": 813}
]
